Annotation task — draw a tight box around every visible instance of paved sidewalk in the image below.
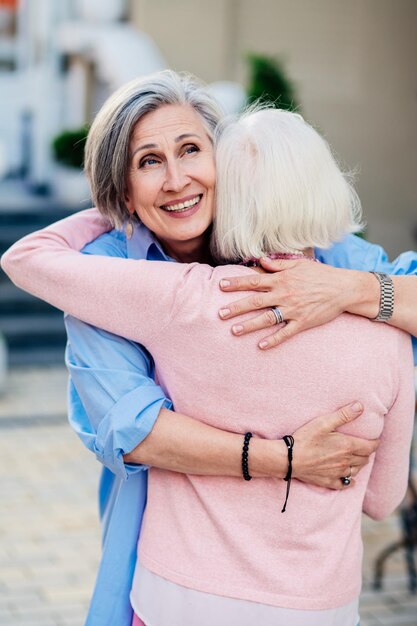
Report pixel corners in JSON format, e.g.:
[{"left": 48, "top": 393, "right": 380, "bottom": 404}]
[
  {"left": 0, "top": 367, "right": 100, "bottom": 626},
  {"left": 0, "top": 366, "right": 416, "bottom": 626},
  {"left": 361, "top": 516, "right": 417, "bottom": 626},
  {"left": 0, "top": 366, "right": 68, "bottom": 422},
  {"left": 0, "top": 421, "right": 100, "bottom": 626}
]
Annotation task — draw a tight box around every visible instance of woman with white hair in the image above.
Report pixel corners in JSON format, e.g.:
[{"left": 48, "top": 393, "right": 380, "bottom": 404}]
[{"left": 2, "top": 107, "right": 415, "bottom": 626}]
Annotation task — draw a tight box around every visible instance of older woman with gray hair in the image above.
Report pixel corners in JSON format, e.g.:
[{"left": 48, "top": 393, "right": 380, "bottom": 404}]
[{"left": 3, "top": 72, "right": 417, "bottom": 626}]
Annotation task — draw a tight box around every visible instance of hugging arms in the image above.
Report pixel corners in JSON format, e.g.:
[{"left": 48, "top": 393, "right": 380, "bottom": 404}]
[{"left": 2, "top": 207, "right": 417, "bottom": 487}]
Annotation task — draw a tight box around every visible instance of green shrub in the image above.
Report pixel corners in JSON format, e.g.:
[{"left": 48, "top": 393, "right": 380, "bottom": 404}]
[
  {"left": 246, "top": 53, "right": 298, "bottom": 111},
  {"left": 52, "top": 127, "right": 89, "bottom": 169}
]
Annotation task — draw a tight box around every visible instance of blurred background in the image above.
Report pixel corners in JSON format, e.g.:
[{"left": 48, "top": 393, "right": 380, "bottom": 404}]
[{"left": 0, "top": 2, "right": 416, "bottom": 625}]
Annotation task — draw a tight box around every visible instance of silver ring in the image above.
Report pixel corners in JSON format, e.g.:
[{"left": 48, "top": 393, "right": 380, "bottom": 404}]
[
  {"left": 271, "top": 306, "right": 284, "bottom": 325},
  {"left": 341, "top": 467, "right": 352, "bottom": 486}
]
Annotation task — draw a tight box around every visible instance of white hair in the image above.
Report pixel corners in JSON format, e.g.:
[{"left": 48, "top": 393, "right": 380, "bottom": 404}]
[{"left": 212, "top": 107, "right": 363, "bottom": 261}]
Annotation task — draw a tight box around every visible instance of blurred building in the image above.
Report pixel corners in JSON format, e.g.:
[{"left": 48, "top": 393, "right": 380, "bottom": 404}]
[
  {"left": 0, "top": 0, "right": 415, "bottom": 255},
  {"left": 0, "top": 0, "right": 245, "bottom": 205},
  {"left": 0, "top": 0, "right": 164, "bottom": 199}
]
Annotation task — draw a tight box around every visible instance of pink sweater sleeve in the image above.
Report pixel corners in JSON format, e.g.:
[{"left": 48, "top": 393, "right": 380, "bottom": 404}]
[
  {"left": 5, "top": 208, "right": 112, "bottom": 254},
  {"left": 1, "top": 208, "right": 193, "bottom": 345},
  {"left": 362, "top": 332, "right": 415, "bottom": 520},
  {"left": 2, "top": 207, "right": 112, "bottom": 275}
]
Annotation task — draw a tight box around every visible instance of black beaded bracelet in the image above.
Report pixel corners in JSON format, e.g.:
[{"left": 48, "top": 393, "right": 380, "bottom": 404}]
[
  {"left": 281, "top": 435, "right": 294, "bottom": 513},
  {"left": 242, "top": 432, "right": 253, "bottom": 481}
]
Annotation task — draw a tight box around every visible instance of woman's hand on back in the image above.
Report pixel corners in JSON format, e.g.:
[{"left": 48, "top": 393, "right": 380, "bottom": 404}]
[
  {"left": 290, "top": 402, "right": 379, "bottom": 489},
  {"left": 218, "top": 258, "right": 376, "bottom": 349}
]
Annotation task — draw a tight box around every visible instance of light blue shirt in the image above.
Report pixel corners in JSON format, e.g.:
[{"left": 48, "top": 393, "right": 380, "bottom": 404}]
[{"left": 65, "top": 226, "right": 417, "bottom": 626}]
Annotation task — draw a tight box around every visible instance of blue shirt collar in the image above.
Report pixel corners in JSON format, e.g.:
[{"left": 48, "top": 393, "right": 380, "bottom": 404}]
[{"left": 125, "top": 222, "right": 173, "bottom": 262}]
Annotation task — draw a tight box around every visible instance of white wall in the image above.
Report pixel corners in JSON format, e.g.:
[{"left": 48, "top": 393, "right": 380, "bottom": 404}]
[{"left": 0, "top": 74, "right": 25, "bottom": 174}]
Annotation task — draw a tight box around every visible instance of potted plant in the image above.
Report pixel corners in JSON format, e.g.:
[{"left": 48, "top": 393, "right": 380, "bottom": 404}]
[
  {"left": 51, "top": 127, "right": 91, "bottom": 207},
  {"left": 246, "top": 53, "right": 299, "bottom": 111}
]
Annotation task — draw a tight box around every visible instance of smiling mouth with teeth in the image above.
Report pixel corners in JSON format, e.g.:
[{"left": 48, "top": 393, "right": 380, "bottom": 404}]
[{"left": 161, "top": 194, "right": 202, "bottom": 212}]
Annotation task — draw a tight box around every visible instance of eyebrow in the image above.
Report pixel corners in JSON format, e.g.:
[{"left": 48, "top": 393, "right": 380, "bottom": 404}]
[{"left": 131, "top": 133, "right": 203, "bottom": 159}]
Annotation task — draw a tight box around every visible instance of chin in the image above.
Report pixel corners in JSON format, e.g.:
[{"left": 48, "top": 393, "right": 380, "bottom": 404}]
[{"left": 176, "top": 220, "right": 211, "bottom": 239}]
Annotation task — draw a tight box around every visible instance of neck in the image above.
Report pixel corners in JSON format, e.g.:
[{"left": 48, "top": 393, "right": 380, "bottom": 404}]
[
  {"left": 241, "top": 248, "right": 315, "bottom": 267},
  {"left": 161, "top": 234, "right": 213, "bottom": 264}
]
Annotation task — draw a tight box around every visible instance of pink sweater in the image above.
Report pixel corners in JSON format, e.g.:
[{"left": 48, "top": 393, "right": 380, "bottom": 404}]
[{"left": 1, "top": 209, "right": 415, "bottom": 610}]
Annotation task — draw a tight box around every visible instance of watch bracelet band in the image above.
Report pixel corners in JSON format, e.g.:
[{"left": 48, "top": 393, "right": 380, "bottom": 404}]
[{"left": 370, "top": 271, "right": 394, "bottom": 322}]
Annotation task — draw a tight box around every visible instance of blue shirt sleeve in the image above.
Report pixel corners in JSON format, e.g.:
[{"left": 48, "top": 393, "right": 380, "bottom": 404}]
[
  {"left": 65, "top": 231, "right": 172, "bottom": 480},
  {"left": 316, "top": 234, "right": 417, "bottom": 360},
  {"left": 316, "top": 233, "right": 417, "bottom": 275}
]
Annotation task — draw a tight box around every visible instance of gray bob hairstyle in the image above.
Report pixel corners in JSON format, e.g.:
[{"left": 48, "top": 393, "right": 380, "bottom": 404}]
[
  {"left": 85, "top": 70, "right": 224, "bottom": 228},
  {"left": 212, "top": 107, "right": 363, "bottom": 261}
]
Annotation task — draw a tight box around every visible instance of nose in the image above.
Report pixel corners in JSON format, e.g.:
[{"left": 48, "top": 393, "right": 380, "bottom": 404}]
[{"left": 162, "top": 160, "right": 190, "bottom": 193}]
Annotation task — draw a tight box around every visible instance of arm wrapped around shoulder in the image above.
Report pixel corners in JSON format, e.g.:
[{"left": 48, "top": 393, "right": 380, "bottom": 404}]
[{"left": 1, "top": 208, "right": 110, "bottom": 290}]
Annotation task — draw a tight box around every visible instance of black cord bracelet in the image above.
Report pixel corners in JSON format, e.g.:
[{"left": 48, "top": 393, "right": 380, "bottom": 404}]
[
  {"left": 281, "top": 435, "right": 294, "bottom": 512},
  {"left": 242, "top": 432, "right": 253, "bottom": 481}
]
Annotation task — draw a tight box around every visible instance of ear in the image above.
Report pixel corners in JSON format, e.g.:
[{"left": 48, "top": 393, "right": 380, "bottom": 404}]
[{"left": 124, "top": 191, "right": 134, "bottom": 215}]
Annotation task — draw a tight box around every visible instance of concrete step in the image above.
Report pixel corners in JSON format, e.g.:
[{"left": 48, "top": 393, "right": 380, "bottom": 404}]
[
  {"left": 9, "top": 345, "right": 66, "bottom": 367},
  {"left": 0, "top": 314, "right": 66, "bottom": 349},
  {"left": 0, "top": 200, "right": 80, "bottom": 365},
  {"left": 0, "top": 207, "right": 78, "bottom": 254},
  {"left": 0, "top": 281, "right": 55, "bottom": 314},
  {"left": 0, "top": 225, "right": 34, "bottom": 255},
  {"left": 0, "top": 207, "right": 76, "bottom": 225}
]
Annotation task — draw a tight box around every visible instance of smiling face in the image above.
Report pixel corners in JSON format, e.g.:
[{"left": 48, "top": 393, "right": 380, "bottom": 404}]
[{"left": 125, "top": 103, "right": 216, "bottom": 262}]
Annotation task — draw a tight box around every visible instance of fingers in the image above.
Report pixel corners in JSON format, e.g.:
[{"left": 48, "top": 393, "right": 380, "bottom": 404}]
[
  {"left": 219, "top": 274, "right": 269, "bottom": 293},
  {"left": 350, "top": 435, "right": 380, "bottom": 457},
  {"left": 219, "top": 293, "right": 271, "bottom": 320},
  {"left": 327, "top": 461, "right": 369, "bottom": 490},
  {"left": 341, "top": 465, "right": 360, "bottom": 478},
  {"left": 218, "top": 260, "right": 297, "bottom": 287},
  {"left": 305, "top": 476, "right": 357, "bottom": 491},
  {"left": 339, "top": 464, "right": 357, "bottom": 489},
  {"left": 231, "top": 310, "right": 287, "bottom": 336},
  {"left": 258, "top": 322, "right": 298, "bottom": 349},
  {"left": 349, "top": 455, "right": 369, "bottom": 470},
  {"left": 315, "top": 403, "right": 379, "bottom": 457},
  {"left": 336, "top": 402, "right": 364, "bottom": 425},
  {"left": 316, "top": 402, "right": 364, "bottom": 432},
  {"left": 316, "top": 469, "right": 360, "bottom": 490}
]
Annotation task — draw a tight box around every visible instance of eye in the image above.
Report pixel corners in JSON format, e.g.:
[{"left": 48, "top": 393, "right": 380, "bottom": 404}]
[
  {"left": 139, "top": 155, "right": 160, "bottom": 168},
  {"left": 182, "top": 144, "right": 199, "bottom": 156}
]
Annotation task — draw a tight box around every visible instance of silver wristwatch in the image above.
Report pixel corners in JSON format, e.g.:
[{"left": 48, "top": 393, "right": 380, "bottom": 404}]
[{"left": 370, "top": 272, "right": 394, "bottom": 322}]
